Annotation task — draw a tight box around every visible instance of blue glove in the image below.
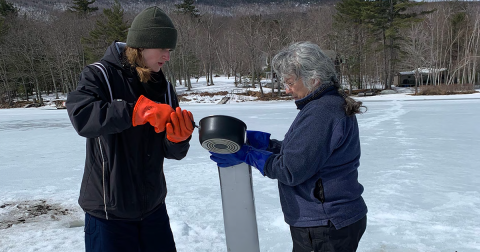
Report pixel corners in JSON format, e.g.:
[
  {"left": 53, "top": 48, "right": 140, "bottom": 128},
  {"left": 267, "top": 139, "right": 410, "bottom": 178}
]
[
  {"left": 246, "top": 130, "right": 271, "bottom": 150},
  {"left": 210, "top": 144, "right": 273, "bottom": 175}
]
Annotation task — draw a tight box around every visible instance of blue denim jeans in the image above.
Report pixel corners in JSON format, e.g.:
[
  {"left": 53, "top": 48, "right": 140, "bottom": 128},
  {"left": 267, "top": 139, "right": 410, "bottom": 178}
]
[{"left": 84, "top": 203, "right": 176, "bottom": 252}]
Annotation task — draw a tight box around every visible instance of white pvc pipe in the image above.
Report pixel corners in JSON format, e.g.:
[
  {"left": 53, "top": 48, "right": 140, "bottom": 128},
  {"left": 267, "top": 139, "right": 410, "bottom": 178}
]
[{"left": 217, "top": 163, "right": 260, "bottom": 252}]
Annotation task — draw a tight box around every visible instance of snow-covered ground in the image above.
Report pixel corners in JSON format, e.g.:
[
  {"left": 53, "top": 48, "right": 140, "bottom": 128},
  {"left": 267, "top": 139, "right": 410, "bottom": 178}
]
[{"left": 1, "top": 77, "right": 479, "bottom": 252}]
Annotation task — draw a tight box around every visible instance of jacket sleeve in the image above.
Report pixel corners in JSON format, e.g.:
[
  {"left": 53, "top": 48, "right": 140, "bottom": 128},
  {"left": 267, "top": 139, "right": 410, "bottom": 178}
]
[
  {"left": 267, "top": 139, "right": 283, "bottom": 154},
  {"left": 263, "top": 106, "right": 340, "bottom": 186},
  {"left": 162, "top": 83, "right": 191, "bottom": 160},
  {"left": 66, "top": 66, "right": 134, "bottom": 138},
  {"left": 163, "top": 136, "right": 191, "bottom": 160}
]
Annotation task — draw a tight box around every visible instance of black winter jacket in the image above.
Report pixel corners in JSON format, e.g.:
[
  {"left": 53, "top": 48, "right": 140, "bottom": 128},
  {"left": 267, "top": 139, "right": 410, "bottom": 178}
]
[{"left": 66, "top": 42, "right": 190, "bottom": 220}]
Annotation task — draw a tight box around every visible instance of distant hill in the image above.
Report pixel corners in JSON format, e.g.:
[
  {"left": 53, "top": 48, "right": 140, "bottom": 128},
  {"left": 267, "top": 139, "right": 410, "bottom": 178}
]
[{"left": 8, "top": 0, "right": 329, "bottom": 11}]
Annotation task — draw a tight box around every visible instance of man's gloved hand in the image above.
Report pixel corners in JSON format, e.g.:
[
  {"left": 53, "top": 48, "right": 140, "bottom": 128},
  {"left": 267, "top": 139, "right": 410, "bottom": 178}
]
[
  {"left": 209, "top": 144, "right": 272, "bottom": 175},
  {"left": 132, "top": 95, "right": 174, "bottom": 133},
  {"left": 166, "top": 107, "right": 194, "bottom": 143},
  {"left": 246, "top": 130, "right": 271, "bottom": 150}
]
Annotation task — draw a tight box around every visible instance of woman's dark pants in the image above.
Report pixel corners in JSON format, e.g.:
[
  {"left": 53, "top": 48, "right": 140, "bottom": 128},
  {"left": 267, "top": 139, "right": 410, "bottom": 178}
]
[{"left": 290, "top": 215, "right": 367, "bottom": 252}]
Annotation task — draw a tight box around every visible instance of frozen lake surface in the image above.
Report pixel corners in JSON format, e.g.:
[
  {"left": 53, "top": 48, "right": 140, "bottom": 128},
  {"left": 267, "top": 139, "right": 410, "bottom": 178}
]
[{"left": 1, "top": 96, "right": 479, "bottom": 252}]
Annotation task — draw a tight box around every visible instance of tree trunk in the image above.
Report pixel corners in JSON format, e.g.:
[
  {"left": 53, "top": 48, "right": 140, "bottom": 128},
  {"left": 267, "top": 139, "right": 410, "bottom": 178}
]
[
  {"left": 250, "top": 62, "right": 255, "bottom": 88},
  {"left": 414, "top": 71, "right": 419, "bottom": 95},
  {"left": 50, "top": 66, "right": 59, "bottom": 99},
  {"left": 210, "top": 64, "right": 214, "bottom": 86},
  {"left": 270, "top": 63, "right": 275, "bottom": 97},
  {"left": 382, "top": 30, "right": 389, "bottom": 89},
  {"left": 70, "top": 70, "right": 77, "bottom": 92},
  {"left": 22, "top": 77, "right": 29, "bottom": 101},
  {"left": 177, "top": 70, "right": 183, "bottom": 87},
  {"left": 187, "top": 72, "right": 192, "bottom": 90}
]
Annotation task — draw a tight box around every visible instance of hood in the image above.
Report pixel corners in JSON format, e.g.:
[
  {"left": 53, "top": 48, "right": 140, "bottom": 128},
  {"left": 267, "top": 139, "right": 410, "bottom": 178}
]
[{"left": 101, "top": 41, "right": 127, "bottom": 69}]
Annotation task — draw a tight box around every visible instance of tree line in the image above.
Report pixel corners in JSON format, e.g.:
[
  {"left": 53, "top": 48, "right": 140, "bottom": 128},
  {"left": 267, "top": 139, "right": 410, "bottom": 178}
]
[{"left": 0, "top": 0, "right": 479, "bottom": 106}]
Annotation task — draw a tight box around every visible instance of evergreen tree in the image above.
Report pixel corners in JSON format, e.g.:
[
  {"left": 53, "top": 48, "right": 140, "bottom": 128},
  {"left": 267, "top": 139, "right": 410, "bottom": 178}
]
[
  {"left": 333, "top": 0, "right": 370, "bottom": 90},
  {"left": 173, "top": 0, "right": 201, "bottom": 89},
  {"left": 69, "top": 0, "right": 98, "bottom": 16},
  {"left": 363, "top": 0, "right": 433, "bottom": 89},
  {"left": 0, "top": 0, "right": 17, "bottom": 37},
  {"left": 0, "top": 0, "right": 16, "bottom": 17},
  {"left": 175, "top": 0, "right": 200, "bottom": 18},
  {"left": 81, "top": 0, "right": 129, "bottom": 63}
]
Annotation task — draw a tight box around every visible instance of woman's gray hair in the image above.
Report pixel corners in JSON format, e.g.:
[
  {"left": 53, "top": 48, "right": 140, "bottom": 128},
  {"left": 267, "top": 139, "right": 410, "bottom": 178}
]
[
  {"left": 272, "top": 41, "right": 366, "bottom": 115},
  {"left": 272, "top": 41, "right": 337, "bottom": 91}
]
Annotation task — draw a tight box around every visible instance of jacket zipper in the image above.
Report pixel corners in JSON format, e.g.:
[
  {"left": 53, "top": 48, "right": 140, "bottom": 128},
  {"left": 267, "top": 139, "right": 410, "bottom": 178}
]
[
  {"left": 97, "top": 137, "right": 109, "bottom": 220},
  {"left": 140, "top": 126, "right": 150, "bottom": 220}
]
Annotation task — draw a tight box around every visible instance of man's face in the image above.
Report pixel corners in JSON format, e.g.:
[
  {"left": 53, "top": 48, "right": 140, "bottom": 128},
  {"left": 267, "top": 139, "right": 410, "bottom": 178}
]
[
  {"left": 142, "top": 48, "right": 171, "bottom": 72},
  {"left": 283, "top": 75, "right": 311, "bottom": 100}
]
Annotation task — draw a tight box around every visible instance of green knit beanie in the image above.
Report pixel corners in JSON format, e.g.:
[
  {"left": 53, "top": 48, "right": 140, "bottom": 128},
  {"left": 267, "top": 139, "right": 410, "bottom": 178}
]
[{"left": 126, "top": 6, "right": 177, "bottom": 49}]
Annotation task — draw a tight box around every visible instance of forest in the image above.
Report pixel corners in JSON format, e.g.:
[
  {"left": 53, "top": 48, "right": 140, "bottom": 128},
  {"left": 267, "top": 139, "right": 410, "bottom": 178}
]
[{"left": 0, "top": 0, "right": 479, "bottom": 106}]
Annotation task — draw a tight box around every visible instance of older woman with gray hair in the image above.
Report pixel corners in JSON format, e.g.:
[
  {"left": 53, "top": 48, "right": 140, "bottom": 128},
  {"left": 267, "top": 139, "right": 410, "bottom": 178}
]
[{"left": 210, "top": 41, "right": 367, "bottom": 251}]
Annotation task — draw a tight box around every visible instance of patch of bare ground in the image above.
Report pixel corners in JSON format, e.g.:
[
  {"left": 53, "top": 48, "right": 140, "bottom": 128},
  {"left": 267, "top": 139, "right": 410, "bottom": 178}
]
[
  {"left": 344, "top": 89, "right": 382, "bottom": 95},
  {"left": 0, "top": 101, "right": 35, "bottom": 109},
  {"left": 0, "top": 200, "right": 72, "bottom": 229}
]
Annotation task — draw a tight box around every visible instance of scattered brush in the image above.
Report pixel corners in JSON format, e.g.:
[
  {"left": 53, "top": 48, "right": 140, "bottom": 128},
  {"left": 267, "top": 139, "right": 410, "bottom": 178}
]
[{"left": 415, "top": 84, "right": 476, "bottom": 95}]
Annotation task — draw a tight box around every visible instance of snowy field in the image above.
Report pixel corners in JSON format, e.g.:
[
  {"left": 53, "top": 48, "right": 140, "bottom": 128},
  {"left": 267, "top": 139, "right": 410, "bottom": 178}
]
[{"left": 1, "top": 78, "right": 479, "bottom": 252}]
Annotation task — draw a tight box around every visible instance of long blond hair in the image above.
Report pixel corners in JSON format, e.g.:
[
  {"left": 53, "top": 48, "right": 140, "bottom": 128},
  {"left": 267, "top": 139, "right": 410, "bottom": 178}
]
[{"left": 125, "top": 46, "right": 151, "bottom": 83}]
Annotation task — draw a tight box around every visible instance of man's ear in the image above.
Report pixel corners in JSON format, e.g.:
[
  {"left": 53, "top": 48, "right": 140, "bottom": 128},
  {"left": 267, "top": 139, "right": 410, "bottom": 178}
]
[{"left": 313, "top": 79, "right": 321, "bottom": 86}]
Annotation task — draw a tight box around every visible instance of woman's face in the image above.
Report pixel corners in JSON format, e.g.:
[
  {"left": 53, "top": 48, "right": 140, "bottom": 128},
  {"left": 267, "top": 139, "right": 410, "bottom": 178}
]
[
  {"left": 283, "top": 75, "right": 312, "bottom": 100},
  {"left": 142, "top": 48, "right": 171, "bottom": 72}
]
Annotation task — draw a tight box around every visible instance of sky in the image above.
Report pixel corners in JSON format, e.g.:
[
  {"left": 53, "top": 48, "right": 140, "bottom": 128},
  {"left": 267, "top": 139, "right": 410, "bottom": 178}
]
[{"left": 1, "top": 76, "right": 479, "bottom": 252}]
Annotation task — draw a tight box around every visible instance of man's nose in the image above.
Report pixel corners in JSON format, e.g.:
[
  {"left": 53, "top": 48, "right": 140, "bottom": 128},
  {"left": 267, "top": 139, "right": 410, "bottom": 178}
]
[{"left": 285, "top": 87, "right": 292, "bottom": 94}]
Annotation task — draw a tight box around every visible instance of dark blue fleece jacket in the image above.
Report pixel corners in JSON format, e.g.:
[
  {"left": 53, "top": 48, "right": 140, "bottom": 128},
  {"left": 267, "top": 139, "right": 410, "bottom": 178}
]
[{"left": 263, "top": 84, "right": 367, "bottom": 229}]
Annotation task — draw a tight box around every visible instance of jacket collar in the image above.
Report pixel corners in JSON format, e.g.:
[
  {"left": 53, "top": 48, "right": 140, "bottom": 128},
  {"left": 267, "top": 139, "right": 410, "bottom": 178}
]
[{"left": 295, "top": 81, "right": 336, "bottom": 110}]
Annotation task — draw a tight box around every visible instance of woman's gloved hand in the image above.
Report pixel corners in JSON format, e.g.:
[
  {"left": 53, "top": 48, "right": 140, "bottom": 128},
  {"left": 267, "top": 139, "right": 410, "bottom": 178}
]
[
  {"left": 246, "top": 130, "right": 271, "bottom": 150},
  {"left": 166, "top": 107, "right": 194, "bottom": 143},
  {"left": 132, "top": 95, "right": 174, "bottom": 133},
  {"left": 209, "top": 144, "right": 272, "bottom": 175}
]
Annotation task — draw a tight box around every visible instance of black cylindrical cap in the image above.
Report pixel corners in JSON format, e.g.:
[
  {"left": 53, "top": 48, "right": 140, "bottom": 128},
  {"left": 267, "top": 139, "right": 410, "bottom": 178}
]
[{"left": 199, "top": 115, "right": 247, "bottom": 154}]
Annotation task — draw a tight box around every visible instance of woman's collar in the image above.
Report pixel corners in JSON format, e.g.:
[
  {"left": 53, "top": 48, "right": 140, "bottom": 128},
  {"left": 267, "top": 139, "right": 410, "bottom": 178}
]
[{"left": 295, "top": 81, "right": 336, "bottom": 109}]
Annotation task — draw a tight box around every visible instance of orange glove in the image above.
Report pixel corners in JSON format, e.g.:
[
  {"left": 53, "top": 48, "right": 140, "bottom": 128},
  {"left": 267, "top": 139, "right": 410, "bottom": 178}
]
[
  {"left": 166, "top": 107, "right": 194, "bottom": 143},
  {"left": 132, "top": 95, "right": 174, "bottom": 133}
]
